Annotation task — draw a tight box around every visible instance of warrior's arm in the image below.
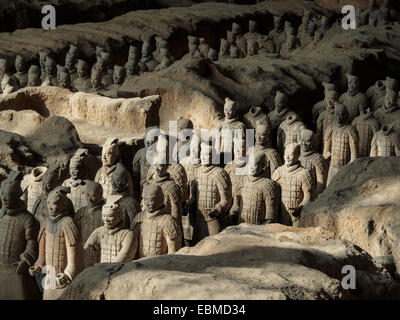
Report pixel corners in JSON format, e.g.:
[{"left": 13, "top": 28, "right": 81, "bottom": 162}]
[
  {"left": 34, "top": 228, "right": 46, "bottom": 269},
  {"left": 215, "top": 179, "right": 233, "bottom": 216},
  {"left": 84, "top": 229, "right": 100, "bottom": 249},
  {"left": 322, "top": 128, "right": 332, "bottom": 160},
  {"left": 370, "top": 134, "right": 378, "bottom": 157},
  {"left": 165, "top": 222, "right": 182, "bottom": 254},
  {"left": 21, "top": 215, "right": 39, "bottom": 266},
  {"left": 349, "top": 128, "right": 359, "bottom": 162},
  {"left": 115, "top": 231, "right": 137, "bottom": 263},
  {"left": 64, "top": 234, "right": 81, "bottom": 281}
]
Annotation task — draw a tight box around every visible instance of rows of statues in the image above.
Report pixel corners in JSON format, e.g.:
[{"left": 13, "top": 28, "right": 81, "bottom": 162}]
[
  {"left": 2, "top": 68, "right": 400, "bottom": 299},
  {"left": 1, "top": 1, "right": 397, "bottom": 96},
  {"left": 1, "top": 3, "right": 400, "bottom": 300}
]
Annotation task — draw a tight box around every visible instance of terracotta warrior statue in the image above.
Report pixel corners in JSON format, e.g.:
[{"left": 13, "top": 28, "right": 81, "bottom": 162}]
[
  {"left": 42, "top": 56, "right": 58, "bottom": 87},
  {"left": 91, "top": 57, "right": 110, "bottom": 89},
  {"left": 84, "top": 195, "right": 136, "bottom": 263},
  {"left": 370, "top": 125, "right": 400, "bottom": 157},
  {"left": 126, "top": 58, "right": 140, "bottom": 78},
  {"left": 232, "top": 23, "right": 247, "bottom": 58},
  {"left": 153, "top": 37, "right": 168, "bottom": 64},
  {"left": 139, "top": 41, "right": 158, "bottom": 72},
  {"left": 99, "top": 51, "right": 114, "bottom": 87},
  {"left": 297, "top": 9, "right": 312, "bottom": 43},
  {"left": 62, "top": 148, "right": 90, "bottom": 211},
  {"left": 132, "top": 126, "right": 159, "bottom": 196},
  {"left": 272, "top": 143, "right": 313, "bottom": 226},
  {"left": 312, "top": 81, "right": 338, "bottom": 125},
  {"left": 58, "top": 71, "right": 72, "bottom": 90},
  {"left": 299, "top": 129, "right": 328, "bottom": 199},
  {"left": 1, "top": 74, "right": 19, "bottom": 96},
  {"left": 74, "top": 181, "right": 104, "bottom": 269},
  {"left": 268, "top": 15, "right": 285, "bottom": 53},
  {"left": 323, "top": 102, "right": 359, "bottom": 185},
  {"left": 31, "top": 165, "right": 62, "bottom": 228},
  {"left": 65, "top": 51, "right": 78, "bottom": 85},
  {"left": 228, "top": 152, "right": 279, "bottom": 226},
  {"left": 224, "top": 138, "right": 248, "bottom": 208},
  {"left": 111, "top": 164, "right": 140, "bottom": 230},
  {"left": 95, "top": 138, "right": 134, "bottom": 197},
  {"left": 30, "top": 186, "right": 81, "bottom": 300},
  {"left": 21, "top": 166, "right": 48, "bottom": 213},
  {"left": 351, "top": 104, "right": 380, "bottom": 157},
  {"left": 39, "top": 50, "right": 50, "bottom": 82},
  {"left": 243, "top": 106, "right": 272, "bottom": 130},
  {"left": 125, "top": 45, "right": 140, "bottom": 77},
  {"left": 0, "top": 58, "right": 10, "bottom": 93},
  {"left": 254, "top": 123, "right": 281, "bottom": 178},
  {"left": 146, "top": 152, "right": 183, "bottom": 226},
  {"left": 268, "top": 90, "right": 297, "bottom": 135},
  {"left": 216, "top": 97, "right": 246, "bottom": 164},
  {"left": 15, "top": 55, "right": 28, "bottom": 88},
  {"left": 192, "top": 143, "right": 232, "bottom": 243},
  {"left": 180, "top": 133, "right": 201, "bottom": 246},
  {"left": 198, "top": 38, "right": 211, "bottom": 58},
  {"left": 243, "top": 19, "right": 268, "bottom": 51},
  {"left": 366, "top": 79, "right": 386, "bottom": 110},
  {"left": 374, "top": 78, "right": 400, "bottom": 133},
  {"left": 316, "top": 88, "right": 339, "bottom": 148},
  {"left": 154, "top": 48, "right": 173, "bottom": 71},
  {"left": 188, "top": 36, "right": 202, "bottom": 58},
  {"left": 0, "top": 171, "right": 40, "bottom": 300},
  {"left": 173, "top": 117, "right": 194, "bottom": 163},
  {"left": 339, "top": 74, "right": 368, "bottom": 122},
  {"left": 277, "top": 114, "right": 305, "bottom": 157},
  {"left": 74, "top": 59, "right": 92, "bottom": 92},
  {"left": 90, "top": 67, "right": 104, "bottom": 92},
  {"left": 112, "top": 65, "right": 126, "bottom": 87},
  {"left": 28, "top": 65, "right": 41, "bottom": 87},
  {"left": 219, "top": 39, "right": 230, "bottom": 60},
  {"left": 132, "top": 183, "right": 182, "bottom": 258},
  {"left": 361, "top": 0, "right": 381, "bottom": 26}
]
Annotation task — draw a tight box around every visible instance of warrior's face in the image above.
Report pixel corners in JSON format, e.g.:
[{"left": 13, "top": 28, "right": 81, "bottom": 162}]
[
  {"left": 143, "top": 190, "right": 163, "bottom": 213},
  {"left": 77, "top": 64, "right": 88, "bottom": 78},
  {"left": 224, "top": 104, "right": 235, "bottom": 120},
  {"left": 256, "top": 129, "right": 269, "bottom": 146},
  {"left": 102, "top": 207, "right": 121, "bottom": 229},
  {"left": 234, "top": 140, "right": 246, "bottom": 160},
  {"left": 47, "top": 195, "right": 64, "bottom": 217},
  {"left": 200, "top": 147, "right": 212, "bottom": 166},
  {"left": 348, "top": 78, "right": 359, "bottom": 92},
  {"left": 102, "top": 146, "right": 118, "bottom": 167},
  {"left": 247, "top": 155, "right": 263, "bottom": 177},
  {"left": 113, "top": 69, "right": 125, "bottom": 85},
  {"left": 0, "top": 186, "right": 18, "bottom": 209},
  {"left": 154, "top": 164, "right": 168, "bottom": 177},
  {"left": 86, "top": 188, "right": 102, "bottom": 207},
  {"left": 300, "top": 133, "right": 313, "bottom": 153},
  {"left": 284, "top": 145, "right": 299, "bottom": 166},
  {"left": 335, "top": 107, "right": 347, "bottom": 125},
  {"left": 70, "top": 161, "right": 83, "bottom": 180},
  {"left": 385, "top": 92, "right": 398, "bottom": 109},
  {"left": 111, "top": 172, "right": 128, "bottom": 193},
  {"left": 66, "top": 54, "right": 76, "bottom": 70},
  {"left": 16, "top": 58, "right": 25, "bottom": 72}
]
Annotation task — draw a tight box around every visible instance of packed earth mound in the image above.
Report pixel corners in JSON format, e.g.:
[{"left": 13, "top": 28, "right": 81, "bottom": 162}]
[{"left": 60, "top": 223, "right": 399, "bottom": 300}]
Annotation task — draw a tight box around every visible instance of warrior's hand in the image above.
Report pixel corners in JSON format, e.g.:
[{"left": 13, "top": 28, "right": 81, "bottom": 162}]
[
  {"left": 207, "top": 208, "right": 219, "bottom": 219},
  {"left": 28, "top": 265, "right": 42, "bottom": 276},
  {"left": 16, "top": 260, "right": 29, "bottom": 275},
  {"left": 56, "top": 273, "right": 72, "bottom": 288}
]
